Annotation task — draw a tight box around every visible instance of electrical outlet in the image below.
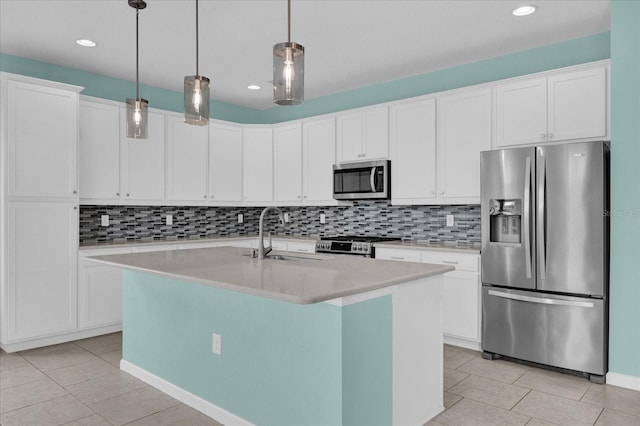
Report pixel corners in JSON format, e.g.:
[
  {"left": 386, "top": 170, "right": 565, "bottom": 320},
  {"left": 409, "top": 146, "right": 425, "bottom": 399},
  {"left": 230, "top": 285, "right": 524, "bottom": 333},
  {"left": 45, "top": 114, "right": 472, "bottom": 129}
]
[
  {"left": 166, "top": 214, "right": 173, "bottom": 225},
  {"left": 212, "top": 333, "right": 222, "bottom": 355},
  {"left": 446, "top": 214, "right": 454, "bottom": 227},
  {"left": 320, "top": 213, "right": 326, "bottom": 224},
  {"left": 101, "top": 215, "right": 109, "bottom": 227},
  {"left": 238, "top": 214, "right": 244, "bottom": 224},
  {"left": 284, "top": 213, "right": 290, "bottom": 222}
]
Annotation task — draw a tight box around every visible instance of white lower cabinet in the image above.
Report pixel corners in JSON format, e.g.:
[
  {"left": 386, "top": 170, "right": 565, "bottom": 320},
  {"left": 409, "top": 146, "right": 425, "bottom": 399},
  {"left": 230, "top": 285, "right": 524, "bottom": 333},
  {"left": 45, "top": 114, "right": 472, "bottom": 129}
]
[{"left": 376, "top": 247, "right": 481, "bottom": 349}]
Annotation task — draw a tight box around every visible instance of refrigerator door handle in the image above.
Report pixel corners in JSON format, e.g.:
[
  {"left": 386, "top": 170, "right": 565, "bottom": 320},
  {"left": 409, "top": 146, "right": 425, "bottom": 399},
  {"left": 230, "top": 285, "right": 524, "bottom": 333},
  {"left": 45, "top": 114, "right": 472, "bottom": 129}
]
[
  {"left": 488, "top": 290, "right": 595, "bottom": 308},
  {"left": 524, "top": 156, "right": 532, "bottom": 278},
  {"left": 537, "top": 151, "right": 547, "bottom": 280}
]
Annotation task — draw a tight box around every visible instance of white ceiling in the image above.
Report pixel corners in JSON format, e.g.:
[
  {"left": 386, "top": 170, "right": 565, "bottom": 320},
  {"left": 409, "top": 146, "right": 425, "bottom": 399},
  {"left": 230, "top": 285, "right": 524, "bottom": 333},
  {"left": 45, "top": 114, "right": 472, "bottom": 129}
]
[{"left": 0, "top": 0, "right": 610, "bottom": 110}]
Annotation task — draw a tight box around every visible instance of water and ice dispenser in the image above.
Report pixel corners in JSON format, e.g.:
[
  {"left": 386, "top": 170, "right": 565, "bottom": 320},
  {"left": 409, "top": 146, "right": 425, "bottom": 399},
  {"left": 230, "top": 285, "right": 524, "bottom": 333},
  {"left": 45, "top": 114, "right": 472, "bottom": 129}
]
[{"left": 488, "top": 199, "right": 521, "bottom": 244}]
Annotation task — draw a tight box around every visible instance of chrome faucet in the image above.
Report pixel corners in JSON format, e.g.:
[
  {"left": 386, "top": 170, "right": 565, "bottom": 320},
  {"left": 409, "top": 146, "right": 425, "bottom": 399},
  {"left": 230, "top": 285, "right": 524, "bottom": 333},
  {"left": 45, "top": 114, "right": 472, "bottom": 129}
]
[{"left": 256, "top": 206, "right": 286, "bottom": 260}]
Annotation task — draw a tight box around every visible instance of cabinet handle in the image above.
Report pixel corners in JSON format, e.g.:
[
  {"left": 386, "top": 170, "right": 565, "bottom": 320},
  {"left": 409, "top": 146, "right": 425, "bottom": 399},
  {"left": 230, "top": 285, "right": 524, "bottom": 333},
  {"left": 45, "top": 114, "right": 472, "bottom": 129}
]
[
  {"left": 73, "top": 190, "right": 77, "bottom": 194},
  {"left": 440, "top": 191, "right": 444, "bottom": 195},
  {"left": 442, "top": 260, "right": 459, "bottom": 265},
  {"left": 540, "top": 133, "right": 547, "bottom": 139},
  {"left": 297, "top": 195, "right": 301, "bottom": 199},
  {"left": 390, "top": 256, "right": 405, "bottom": 260},
  {"left": 116, "top": 192, "right": 120, "bottom": 196},
  {"left": 548, "top": 133, "right": 553, "bottom": 139},
  {"left": 126, "top": 193, "right": 130, "bottom": 197},
  {"left": 73, "top": 206, "right": 78, "bottom": 210},
  {"left": 431, "top": 191, "right": 435, "bottom": 196},
  {"left": 204, "top": 195, "right": 207, "bottom": 198},
  {"left": 296, "top": 248, "right": 310, "bottom": 252},
  {"left": 303, "top": 195, "right": 307, "bottom": 199}
]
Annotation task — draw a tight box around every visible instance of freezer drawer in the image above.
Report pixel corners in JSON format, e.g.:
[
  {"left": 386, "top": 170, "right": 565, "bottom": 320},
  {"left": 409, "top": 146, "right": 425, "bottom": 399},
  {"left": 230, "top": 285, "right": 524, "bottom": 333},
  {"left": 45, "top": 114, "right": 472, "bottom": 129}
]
[{"left": 482, "top": 286, "right": 606, "bottom": 377}]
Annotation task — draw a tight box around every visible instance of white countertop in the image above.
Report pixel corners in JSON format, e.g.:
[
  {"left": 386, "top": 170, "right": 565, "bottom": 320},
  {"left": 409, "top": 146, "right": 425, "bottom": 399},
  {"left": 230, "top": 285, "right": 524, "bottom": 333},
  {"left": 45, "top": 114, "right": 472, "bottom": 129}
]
[
  {"left": 87, "top": 246, "right": 454, "bottom": 304},
  {"left": 374, "top": 241, "right": 480, "bottom": 254}
]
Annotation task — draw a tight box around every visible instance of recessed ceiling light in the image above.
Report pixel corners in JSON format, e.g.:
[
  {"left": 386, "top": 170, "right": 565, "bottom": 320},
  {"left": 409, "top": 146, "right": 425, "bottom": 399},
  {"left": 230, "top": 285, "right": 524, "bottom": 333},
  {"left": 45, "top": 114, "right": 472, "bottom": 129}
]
[
  {"left": 513, "top": 5, "right": 536, "bottom": 16},
  {"left": 76, "top": 39, "right": 97, "bottom": 47},
  {"left": 247, "top": 84, "right": 262, "bottom": 90}
]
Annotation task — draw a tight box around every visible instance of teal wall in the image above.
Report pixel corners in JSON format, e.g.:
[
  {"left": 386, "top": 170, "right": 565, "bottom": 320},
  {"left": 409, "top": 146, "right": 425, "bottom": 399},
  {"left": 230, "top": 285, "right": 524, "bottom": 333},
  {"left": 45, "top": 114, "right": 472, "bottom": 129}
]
[
  {"left": 609, "top": 1, "right": 640, "bottom": 378},
  {"left": 1, "top": 32, "right": 610, "bottom": 124},
  {"left": 122, "top": 270, "right": 393, "bottom": 425}
]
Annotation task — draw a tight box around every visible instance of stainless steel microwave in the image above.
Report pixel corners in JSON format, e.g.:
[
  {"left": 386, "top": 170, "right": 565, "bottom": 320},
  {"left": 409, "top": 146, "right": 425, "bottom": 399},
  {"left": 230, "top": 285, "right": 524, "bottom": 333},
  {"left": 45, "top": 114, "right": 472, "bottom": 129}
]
[{"left": 333, "top": 160, "right": 390, "bottom": 200}]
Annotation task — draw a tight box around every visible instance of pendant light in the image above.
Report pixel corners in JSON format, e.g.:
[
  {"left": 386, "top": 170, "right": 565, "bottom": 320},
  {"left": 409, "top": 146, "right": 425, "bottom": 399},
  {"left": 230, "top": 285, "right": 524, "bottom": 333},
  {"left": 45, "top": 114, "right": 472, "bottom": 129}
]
[
  {"left": 126, "top": 0, "right": 148, "bottom": 139},
  {"left": 273, "top": 0, "right": 304, "bottom": 105},
  {"left": 184, "top": 0, "right": 210, "bottom": 125}
]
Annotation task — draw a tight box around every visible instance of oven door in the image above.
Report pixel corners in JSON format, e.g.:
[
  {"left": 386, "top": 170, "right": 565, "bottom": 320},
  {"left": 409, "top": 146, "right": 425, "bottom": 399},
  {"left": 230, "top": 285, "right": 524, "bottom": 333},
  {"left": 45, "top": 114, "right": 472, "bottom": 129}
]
[{"left": 333, "top": 160, "right": 390, "bottom": 200}]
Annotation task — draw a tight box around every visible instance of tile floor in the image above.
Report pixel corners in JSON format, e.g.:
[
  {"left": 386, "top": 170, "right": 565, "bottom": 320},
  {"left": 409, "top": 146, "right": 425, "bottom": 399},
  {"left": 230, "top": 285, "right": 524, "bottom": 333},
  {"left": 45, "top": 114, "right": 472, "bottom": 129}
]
[{"left": 1, "top": 333, "right": 639, "bottom": 425}]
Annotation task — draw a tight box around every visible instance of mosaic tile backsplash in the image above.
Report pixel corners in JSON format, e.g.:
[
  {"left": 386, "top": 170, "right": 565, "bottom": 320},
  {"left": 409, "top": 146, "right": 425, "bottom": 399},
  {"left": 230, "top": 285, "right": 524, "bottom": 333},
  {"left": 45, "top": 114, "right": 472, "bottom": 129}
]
[{"left": 79, "top": 202, "right": 481, "bottom": 248}]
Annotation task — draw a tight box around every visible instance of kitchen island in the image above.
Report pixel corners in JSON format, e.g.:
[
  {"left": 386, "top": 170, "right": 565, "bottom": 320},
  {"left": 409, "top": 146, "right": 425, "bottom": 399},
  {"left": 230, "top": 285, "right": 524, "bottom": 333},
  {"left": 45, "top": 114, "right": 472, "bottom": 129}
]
[{"left": 88, "top": 246, "right": 453, "bottom": 426}]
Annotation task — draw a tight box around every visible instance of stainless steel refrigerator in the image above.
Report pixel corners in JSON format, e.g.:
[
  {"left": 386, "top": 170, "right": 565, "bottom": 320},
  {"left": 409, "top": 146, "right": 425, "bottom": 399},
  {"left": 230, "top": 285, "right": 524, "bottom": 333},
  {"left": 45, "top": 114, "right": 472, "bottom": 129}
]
[{"left": 481, "top": 141, "right": 609, "bottom": 383}]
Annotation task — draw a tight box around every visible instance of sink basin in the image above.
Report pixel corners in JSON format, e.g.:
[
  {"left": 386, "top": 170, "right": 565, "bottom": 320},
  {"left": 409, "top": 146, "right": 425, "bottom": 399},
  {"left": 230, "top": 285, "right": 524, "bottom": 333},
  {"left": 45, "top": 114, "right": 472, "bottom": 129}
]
[{"left": 243, "top": 251, "right": 334, "bottom": 261}]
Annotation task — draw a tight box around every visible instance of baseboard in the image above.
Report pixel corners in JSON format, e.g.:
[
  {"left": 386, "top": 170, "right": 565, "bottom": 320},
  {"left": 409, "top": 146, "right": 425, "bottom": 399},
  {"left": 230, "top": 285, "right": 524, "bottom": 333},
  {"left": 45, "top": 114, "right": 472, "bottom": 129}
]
[
  {"left": 120, "top": 359, "right": 254, "bottom": 426},
  {"left": 0, "top": 323, "right": 122, "bottom": 353},
  {"left": 443, "top": 335, "right": 481, "bottom": 351},
  {"left": 606, "top": 371, "right": 640, "bottom": 391}
]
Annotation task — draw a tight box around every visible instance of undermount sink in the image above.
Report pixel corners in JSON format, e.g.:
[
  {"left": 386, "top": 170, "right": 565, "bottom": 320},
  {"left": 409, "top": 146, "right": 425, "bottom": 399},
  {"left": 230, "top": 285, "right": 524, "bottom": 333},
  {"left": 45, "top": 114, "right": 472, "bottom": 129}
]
[{"left": 244, "top": 251, "right": 334, "bottom": 262}]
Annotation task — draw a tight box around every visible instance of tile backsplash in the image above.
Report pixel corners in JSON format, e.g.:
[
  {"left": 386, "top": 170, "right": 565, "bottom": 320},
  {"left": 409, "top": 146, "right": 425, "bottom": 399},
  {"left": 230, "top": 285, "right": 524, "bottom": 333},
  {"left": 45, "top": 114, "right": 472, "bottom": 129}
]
[{"left": 79, "top": 202, "right": 480, "bottom": 248}]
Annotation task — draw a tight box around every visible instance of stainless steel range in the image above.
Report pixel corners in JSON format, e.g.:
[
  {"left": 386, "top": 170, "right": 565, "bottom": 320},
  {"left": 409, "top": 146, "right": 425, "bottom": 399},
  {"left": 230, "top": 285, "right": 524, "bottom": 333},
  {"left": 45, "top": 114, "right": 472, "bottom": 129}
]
[{"left": 315, "top": 236, "right": 401, "bottom": 257}]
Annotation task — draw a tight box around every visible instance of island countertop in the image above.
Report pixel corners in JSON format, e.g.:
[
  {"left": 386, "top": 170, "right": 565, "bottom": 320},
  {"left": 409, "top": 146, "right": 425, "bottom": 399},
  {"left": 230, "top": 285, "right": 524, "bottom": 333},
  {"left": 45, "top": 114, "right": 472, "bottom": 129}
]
[{"left": 87, "top": 246, "right": 454, "bottom": 304}]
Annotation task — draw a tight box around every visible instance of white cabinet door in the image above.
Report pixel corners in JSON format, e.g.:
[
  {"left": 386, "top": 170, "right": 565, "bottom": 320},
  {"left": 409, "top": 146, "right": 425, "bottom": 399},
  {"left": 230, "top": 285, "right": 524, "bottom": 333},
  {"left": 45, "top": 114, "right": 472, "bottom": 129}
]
[
  {"left": 6, "top": 202, "right": 78, "bottom": 341},
  {"left": 243, "top": 127, "right": 273, "bottom": 203},
  {"left": 442, "top": 271, "right": 480, "bottom": 341},
  {"left": 120, "top": 109, "right": 165, "bottom": 200},
  {"left": 79, "top": 100, "right": 120, "bottom": 200},
  {"left": 336, "top": 112, "right": 363, "bottom": 163},
  {"left": 495, "top": 78, "right": 547, "bottom": 147},
  {"left": 274, "top": 123, "right": 303, "bottom": 202},
  {"left": 337, "top": 106, "right": 389, "bottom": 162},
  {"left": 7, "top": 80, "right": 78, "bottom": 199},
  {"left": 389, "top": 98, "right": 436, "bottom": 204},
  {"left": 209, "top": 122, "right": 243, "bottom": 203},
  {"left": 437, "top": 88, "right": 492, "bottom": 201},
  {"left": 363, "top": 106, "right": 389, "bottom": 160},
  {"left": 548, "top": 67, "right": 606, "bottom": 142},
  {"left": 303, "top": 117, "right": 336, "bottom": 204},
  {"left": 166, "top": 115, "right": 209, "bottom": 202}
]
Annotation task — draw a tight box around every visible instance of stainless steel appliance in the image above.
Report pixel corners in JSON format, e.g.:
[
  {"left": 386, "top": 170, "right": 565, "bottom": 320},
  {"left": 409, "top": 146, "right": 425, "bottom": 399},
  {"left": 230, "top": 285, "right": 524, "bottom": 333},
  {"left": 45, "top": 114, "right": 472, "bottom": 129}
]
[
  {"left": 333, "top": 160, "right": 390, "bottom": 200},
  {"left": 316, "top": 235, "right": 400, "bottom": 257},
  {"left": 481, "top": 141, "right": 609, "bottom": 383}
]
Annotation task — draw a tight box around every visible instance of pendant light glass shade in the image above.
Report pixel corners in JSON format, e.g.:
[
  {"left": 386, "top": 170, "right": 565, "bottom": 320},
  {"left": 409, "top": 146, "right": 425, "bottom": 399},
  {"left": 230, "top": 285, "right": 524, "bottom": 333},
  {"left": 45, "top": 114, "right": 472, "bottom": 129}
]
[
  {"left": 184, "top": 76, "right": 210, "bottom": 125},
  {"left": 125, "top": 98, "right": 148, "bottom": 139},
  {"left": 273, "top": 42, "right": 304, "bottom": 105},
  {"left": 126, "top": 0, "right": 148, "bottom": 139},
  {"left": 184, "top": 0, "right": 210, "bottom": 125},
  {"left": 273, "top": 0, "right": 304, "bottom": 105}
]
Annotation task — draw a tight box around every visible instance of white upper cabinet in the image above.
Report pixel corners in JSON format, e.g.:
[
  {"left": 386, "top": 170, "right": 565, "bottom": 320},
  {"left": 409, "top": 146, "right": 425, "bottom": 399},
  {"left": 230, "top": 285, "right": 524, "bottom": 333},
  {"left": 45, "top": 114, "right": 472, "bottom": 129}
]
[
  {"left": 6, "top": 80, "right": 80, "bottom": 199},
  {"left": 166, "top": 115, "right": 209, "bottom": 202},
  {"left": 274, "top": 123, "right": 303, "bottom": 202},
  {"left": 79, "top": 99, "right": 121, "bottom": 200},
  {"left": 243, "top": 127, "right": 273, "bottom": 203},
  {"left": 337, "top": 106, "right": 388, "bottom": 163},
  {"left": 437, "top": 87, "right": 492, "bottom": 202},
  {"left": 120, "top": 109, "right": 165, "bottom": 201},
  {"left": 209, "top": 122, "right": 243, "bottom": 203},
  {"left": 389, "top": 98, "right": 437, "bottom": 204},
  {"left": 496, "top": 66, "right": 607, "bottom": 147},
  {"left": 302, "top": 117, "right": 336, "bottom": 204},
  {"left": 547, "top": 67, "right": 607, "bottom": 142}
]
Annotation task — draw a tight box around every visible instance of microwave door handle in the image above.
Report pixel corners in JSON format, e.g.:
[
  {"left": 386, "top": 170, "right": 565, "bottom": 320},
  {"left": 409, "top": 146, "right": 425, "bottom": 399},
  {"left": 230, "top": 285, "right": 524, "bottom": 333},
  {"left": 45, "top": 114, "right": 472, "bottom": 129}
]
[
  {"left": 370, "top": 167, "right": 377, "bottom": 192},
  {"left": 537, "top": 152, "right": 546, "bottom": 280},
  {"left": 524, "top": 156, "right": 532, "bottom": 279}
]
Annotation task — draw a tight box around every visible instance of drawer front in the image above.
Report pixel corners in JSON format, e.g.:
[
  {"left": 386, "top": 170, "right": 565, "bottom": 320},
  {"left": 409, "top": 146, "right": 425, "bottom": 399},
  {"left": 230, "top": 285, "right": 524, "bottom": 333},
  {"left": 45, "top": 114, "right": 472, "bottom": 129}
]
[
  {"left": 420, "top": 252, "right": 479, "bottom": 272},
  {"left": 375, "top": 248, "right": 422, "bottom": 263},
  {"left": 286, "top": 242, "right": 315, "bottom": 253}
]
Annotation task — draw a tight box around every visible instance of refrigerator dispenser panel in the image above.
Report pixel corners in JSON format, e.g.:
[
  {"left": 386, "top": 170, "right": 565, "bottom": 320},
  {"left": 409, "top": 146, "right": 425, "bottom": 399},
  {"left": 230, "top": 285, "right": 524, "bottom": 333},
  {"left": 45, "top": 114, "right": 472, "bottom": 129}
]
[{"left": 489, "top": 199, "right": 521, "bottom": 244}]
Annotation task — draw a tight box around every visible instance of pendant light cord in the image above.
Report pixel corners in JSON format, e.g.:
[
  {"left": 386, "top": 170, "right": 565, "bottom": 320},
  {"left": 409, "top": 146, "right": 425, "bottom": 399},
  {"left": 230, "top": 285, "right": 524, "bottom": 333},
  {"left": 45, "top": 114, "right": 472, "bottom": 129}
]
[
  {"left": 196, "top": 0, "right": 199, "bottom": 75},
  {"left": 135, "top": 6, "right": 140, "bottom": 100},
  {"left": 287, "top": 0, "right": 291, "bottom": 42}
]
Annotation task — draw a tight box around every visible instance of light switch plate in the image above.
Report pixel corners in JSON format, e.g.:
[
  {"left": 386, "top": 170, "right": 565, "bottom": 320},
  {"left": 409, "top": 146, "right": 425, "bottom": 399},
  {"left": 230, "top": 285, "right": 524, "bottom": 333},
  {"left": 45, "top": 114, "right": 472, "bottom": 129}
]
[
  {"left": 446, "top": 214, "right": 454, "bottom": 227},
  {"left": 212, "top": 333, "right": 222, "bottom": 355},
  {"left": 166, "top": 214, "right": 173, "bottom": 225},
  {"left": 320, "top": 213, "right": 326, "bottom": 224},
  {"left": 238, "top": 214, "right": 244, "bottom": 224},
  {"left": 101, "top": 215, "right": 109, "bottom": 227},
  {"left": 284, "top": 213, "right": 290, "bottom": 222}
]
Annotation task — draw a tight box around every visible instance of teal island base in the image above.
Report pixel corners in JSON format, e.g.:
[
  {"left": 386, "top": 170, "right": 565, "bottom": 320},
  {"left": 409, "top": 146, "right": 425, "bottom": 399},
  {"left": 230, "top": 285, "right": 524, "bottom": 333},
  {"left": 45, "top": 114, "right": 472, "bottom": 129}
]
[{"left": 120, "top": 270, "right": 444, "bottom": 426}]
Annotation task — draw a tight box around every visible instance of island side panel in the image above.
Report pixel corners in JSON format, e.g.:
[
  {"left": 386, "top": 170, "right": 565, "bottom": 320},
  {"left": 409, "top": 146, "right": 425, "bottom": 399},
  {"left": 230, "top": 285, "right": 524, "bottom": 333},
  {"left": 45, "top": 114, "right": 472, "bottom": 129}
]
[
  {"left": 342, "top": 295, "right": 393, "bottom": 426},
  {"left": 392, "top": 275, "right": 445, "bottom": 424},
  {"left": 121, "top": 270, "right": 343, "bottom": 426}
]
